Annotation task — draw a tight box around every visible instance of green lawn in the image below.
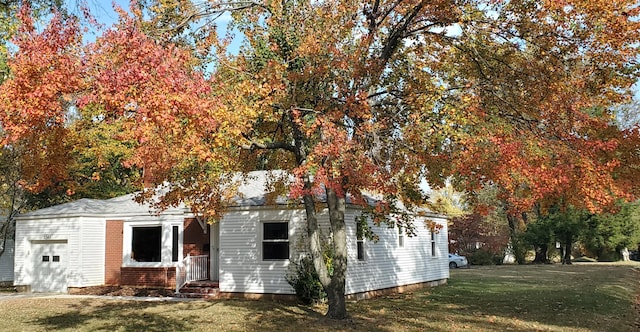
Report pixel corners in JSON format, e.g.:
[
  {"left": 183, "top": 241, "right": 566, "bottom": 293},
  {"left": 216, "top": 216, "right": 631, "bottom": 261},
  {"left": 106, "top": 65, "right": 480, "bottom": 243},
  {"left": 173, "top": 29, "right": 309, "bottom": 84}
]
[{"left": 0, "top": 263, "right": 638, "bottom": 331}]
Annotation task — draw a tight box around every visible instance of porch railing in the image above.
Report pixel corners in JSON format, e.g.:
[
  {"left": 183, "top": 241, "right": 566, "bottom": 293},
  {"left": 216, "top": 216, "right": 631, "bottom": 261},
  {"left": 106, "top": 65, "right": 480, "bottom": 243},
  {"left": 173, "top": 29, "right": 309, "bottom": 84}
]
[{"left": 175, "top": 254, "right": 209, "bottom": 293}]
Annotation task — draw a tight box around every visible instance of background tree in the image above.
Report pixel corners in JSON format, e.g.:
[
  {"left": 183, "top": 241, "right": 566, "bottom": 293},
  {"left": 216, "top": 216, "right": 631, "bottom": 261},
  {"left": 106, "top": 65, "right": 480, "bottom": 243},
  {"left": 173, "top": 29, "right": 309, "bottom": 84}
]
[
  {"left": 427, "top": 182, "right": 469, "bottom": 219},
  {"left": 448, "top": 185, "right": 510, "bottom": 263},
  {"left": 580, "top": 201, "right": 640, "bottom": 261},
  {"left": 544, "top": 204, "right": 590, "bottom": 264},
  {"left": 522, "top": 207, "right": 554, "bottom": 263},
  {"left": 0, "top": 0, "right": 68, "bottom": 258}
]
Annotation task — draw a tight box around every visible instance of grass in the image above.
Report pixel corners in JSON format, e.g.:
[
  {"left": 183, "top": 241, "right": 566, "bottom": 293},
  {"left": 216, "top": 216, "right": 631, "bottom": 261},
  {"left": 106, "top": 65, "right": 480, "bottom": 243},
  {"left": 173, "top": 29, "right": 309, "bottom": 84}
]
[{"left": 0, "top": 263, "right": 638, "bottom": 331}]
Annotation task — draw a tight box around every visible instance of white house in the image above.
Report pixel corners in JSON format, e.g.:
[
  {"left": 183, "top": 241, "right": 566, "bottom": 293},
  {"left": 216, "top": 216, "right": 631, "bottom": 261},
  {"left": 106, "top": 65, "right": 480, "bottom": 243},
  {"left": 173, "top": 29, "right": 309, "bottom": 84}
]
[{"left": 13, "top": 171, "right": 449, "bottom": 298}]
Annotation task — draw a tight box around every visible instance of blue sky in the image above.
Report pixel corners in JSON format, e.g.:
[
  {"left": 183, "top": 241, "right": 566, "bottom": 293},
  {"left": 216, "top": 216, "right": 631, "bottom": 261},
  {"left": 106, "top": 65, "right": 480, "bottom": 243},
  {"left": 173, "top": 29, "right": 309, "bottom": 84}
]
[
  {"left": 76, "top": 0, "right": 128, "bottom": 25},
  {"left": 75, "top": 0, "right": 638, "bottom": 101},
  {"left": 70, "top": 0, "right": 241, "bottom": 53}
]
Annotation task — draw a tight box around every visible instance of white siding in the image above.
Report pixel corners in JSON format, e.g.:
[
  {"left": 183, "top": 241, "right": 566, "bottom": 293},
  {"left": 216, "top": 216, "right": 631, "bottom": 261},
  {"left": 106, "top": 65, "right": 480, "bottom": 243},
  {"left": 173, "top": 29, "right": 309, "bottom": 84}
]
[
  {"left": 219, "top": 209, "right": 307, "bottom": 294},
  {"left": 15, "top": 217, "right": 74, "bottom": 288},
  {"left": 0, "top": 240, "right": 14, "bottom": 282},
  {"left": 218, "top": 206, "right": 447, "bottom": 296},
  {"left": 345, "top": 210, "right": 449, "bottom": 295},
  {"left": 77, "top": 217, "right": 106, "bottom": 286},
  {"left": 14, "top": 217, "right": 107, "bottom": 290}
]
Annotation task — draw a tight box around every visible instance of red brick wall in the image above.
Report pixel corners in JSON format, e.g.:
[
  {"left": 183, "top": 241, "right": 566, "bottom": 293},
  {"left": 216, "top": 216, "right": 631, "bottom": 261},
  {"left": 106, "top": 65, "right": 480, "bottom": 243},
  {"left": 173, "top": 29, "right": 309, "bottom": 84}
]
[
  {"left": 120, "top": 267, "right": 176, "bottom": 288},
  {"left": 183, "top": 218, "right": 210, "bottom": 257},
  {"left": 105, "top": 220, "right": 124, "bottom": 285}
]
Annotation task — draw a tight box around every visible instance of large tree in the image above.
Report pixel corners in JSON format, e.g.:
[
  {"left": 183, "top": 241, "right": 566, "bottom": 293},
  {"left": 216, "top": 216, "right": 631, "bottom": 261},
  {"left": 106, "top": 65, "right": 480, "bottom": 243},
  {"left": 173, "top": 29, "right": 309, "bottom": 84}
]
[
  {"left": 1, "top": 0, "right": 639, "bottom": 319},
  {"left": 0, "top": 0, "right": 68, "bottom": 257}
]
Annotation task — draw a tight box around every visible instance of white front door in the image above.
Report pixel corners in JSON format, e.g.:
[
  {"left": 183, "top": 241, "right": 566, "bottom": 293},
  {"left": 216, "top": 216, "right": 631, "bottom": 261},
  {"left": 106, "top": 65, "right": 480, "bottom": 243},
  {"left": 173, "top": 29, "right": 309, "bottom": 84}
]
[
  {"left": 31, "top": 240, "right": 68, "bottom": 292},
  {"left": 210, "top": 223, "right": 219, "bottom": 280}
]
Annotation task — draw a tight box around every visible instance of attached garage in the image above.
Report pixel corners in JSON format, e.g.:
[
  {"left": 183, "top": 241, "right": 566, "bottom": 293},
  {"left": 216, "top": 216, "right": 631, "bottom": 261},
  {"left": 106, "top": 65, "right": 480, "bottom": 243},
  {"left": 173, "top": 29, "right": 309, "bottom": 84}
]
[
  {"left": 13, "top": 208, "right": 106, "bottom": 293},
  {"left": 13, "top": 196, "right": 193, "bottom": 293}
]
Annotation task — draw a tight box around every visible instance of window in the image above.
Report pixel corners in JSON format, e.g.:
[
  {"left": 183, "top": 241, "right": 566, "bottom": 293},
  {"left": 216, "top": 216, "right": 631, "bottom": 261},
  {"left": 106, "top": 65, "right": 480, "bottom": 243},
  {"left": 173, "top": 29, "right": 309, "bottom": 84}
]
[
  {"left": 131, "top": 226, "right": 162, "bottom": 262},
  {"left": 123, "top": 222, "right": 183, "bottom": 267},
  {"left": 398, "top": 226, "right": 404, "bottom": 248},
  {"left": 172, "top": 226, "right": 179, "bottom": 262},
  {"left": 430, "top": 231, "right": 436, "bottom": 257},
  {"left": 263, "top": 222, "right": 289, "bottom": 260},
  {"left": 42, "top": 256, "right": 49, "bottom": 262},
  {"left": 52, "top": 255, "right": 60, "bottom": 262},
  {"left": 356, "top": 221, "right": 365, "bottom": 261}
]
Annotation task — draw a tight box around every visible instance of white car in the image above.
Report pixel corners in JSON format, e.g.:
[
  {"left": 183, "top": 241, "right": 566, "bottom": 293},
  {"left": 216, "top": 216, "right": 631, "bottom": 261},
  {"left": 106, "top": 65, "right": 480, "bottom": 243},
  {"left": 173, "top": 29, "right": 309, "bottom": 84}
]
[{"left": 448, "top": 253, "right": 468, "bottom": 268}]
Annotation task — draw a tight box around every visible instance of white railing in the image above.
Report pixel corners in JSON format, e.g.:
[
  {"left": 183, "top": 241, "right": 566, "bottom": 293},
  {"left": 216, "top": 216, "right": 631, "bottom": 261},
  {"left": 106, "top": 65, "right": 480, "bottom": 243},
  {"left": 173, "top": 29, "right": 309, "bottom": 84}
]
[{"left": 175, "top": 254, "right": 209, "bottom": 293}]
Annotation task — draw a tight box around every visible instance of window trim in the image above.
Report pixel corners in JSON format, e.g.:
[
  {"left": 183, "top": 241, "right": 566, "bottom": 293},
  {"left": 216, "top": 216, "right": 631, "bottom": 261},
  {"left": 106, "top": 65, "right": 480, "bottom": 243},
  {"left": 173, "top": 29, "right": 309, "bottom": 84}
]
[
  {"left": 122, "top": 220, "right": 184, "bottom": 267},
  {"left": 261, "top": 221, "right": 290, "bottom": 261},
  {"left": 398, "top": 226, "right": 405, "bottom": 248},
  {"left": 430, "top": 231, "right": 437, "bottom": 257}
]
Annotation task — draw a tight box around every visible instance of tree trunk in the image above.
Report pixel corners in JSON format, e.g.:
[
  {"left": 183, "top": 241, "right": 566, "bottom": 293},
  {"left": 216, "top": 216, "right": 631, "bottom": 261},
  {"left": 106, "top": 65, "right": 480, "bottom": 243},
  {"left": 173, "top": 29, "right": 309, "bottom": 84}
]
[
  {"left": 300, "top": 184, "right": 331, "bottom": 293},
  {"left": 290, "top": 113, "right": 347, "bottom": 319},
  {"left": 533, "top": 243, "right": 548, "bottom": 264},
  {"left": 0, "top": 221, "right": 7, "bottom": 258},
  {"left": 506, "top": 213, "right": 526, "bottom": 264},
  {"left": 299, "top": 175, "right": 348, "bottom": 319},
  {"left": 325, "top": 187, "right": 348, "bottom": 319},
  {"left": 562, "top": 234, "right": 573, "bottom": 265}
]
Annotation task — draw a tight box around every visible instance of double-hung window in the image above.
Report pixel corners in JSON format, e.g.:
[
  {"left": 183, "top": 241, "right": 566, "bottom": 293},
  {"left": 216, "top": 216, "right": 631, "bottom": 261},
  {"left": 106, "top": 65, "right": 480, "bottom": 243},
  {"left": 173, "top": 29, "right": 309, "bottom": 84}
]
[
  {"left": 356, "top": 221, "right": 365, "bottom": 261},
  {"left": 262, "top": 222, "right": 289, "bottom": 260},
  {"left": 430, "top": 231, "right": 436, "bottom": 257}
]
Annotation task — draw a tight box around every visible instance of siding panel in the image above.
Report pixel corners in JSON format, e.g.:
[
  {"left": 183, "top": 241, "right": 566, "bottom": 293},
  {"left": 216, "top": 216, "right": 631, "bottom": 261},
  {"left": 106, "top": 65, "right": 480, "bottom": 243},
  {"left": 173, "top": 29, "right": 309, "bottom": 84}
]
[
  {"left": 0, "top": 239, "right": 14, "bottom": 282},
  {"left": 345, "top": 210, "right": 449, "bottom": 295},
  {"left": 219, "top": 209, "right": 305, "bottom": 294},
  {"left": 77, "top": 217, "right": 106, "bottom": 287},
  {"left": 14, "top": 217, "right": 78, "bottom": 289}
]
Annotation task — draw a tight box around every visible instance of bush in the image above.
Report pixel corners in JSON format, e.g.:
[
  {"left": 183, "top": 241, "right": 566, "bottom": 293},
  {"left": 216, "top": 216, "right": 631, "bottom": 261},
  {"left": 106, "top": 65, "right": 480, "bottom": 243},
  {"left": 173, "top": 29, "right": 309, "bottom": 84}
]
[
  {"left": 286, "top": 256, "right": 326, "bottom": 305},
  {"left": 596, "top": 250, "right": 618, "bottom": 262},
  {"left": 467, "top": 249, "right": 502, "bottom": 265}
]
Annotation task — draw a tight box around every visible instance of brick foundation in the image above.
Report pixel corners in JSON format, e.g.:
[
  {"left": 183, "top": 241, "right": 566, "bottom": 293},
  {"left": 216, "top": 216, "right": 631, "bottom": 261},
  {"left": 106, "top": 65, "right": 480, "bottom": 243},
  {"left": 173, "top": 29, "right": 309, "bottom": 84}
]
[{"left": 120, "top": 267, "right": 176, "bottom": 288}]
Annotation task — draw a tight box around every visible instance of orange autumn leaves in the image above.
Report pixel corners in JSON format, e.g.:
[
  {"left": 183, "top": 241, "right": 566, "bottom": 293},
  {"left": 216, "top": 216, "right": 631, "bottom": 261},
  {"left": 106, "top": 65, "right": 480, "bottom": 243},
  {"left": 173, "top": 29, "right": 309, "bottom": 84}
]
[
  {"left": 78, "top": 12, "right": 227, "bottom": 187},
  {"left": 0, "top": 6, "right": 83, "bottom": 191},
  {"left": 0, "top": 5, "right": 228, "bottom": 195},
  {"left": 0, "top": 0, "right": 639, "bottom": 218}
]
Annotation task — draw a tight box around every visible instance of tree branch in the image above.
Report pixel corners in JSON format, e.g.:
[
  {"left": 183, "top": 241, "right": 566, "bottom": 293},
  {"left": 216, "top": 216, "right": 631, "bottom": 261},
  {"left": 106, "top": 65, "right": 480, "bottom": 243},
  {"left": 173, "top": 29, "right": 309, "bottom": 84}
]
[{"left": 240, "top": 135, "right": 295, "bottom": 152}]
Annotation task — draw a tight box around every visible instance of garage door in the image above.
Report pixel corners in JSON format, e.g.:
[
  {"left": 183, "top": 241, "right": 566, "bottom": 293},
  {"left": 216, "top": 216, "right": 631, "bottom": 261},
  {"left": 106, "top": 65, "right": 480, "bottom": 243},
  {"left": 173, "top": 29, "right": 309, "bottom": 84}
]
[{"left": 31, "top": 240, "right": 68, "bottom": 292}]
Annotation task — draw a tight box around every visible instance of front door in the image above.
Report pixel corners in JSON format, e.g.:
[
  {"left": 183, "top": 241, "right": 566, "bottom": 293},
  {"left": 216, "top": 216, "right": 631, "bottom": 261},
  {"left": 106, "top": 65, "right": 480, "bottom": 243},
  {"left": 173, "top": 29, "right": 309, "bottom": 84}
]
[
  {"left": 31, "top": 240, "right": 68, "bottom": 292},
  {"left": 210, "top": 223, "right": 219, "bottom": 280}
]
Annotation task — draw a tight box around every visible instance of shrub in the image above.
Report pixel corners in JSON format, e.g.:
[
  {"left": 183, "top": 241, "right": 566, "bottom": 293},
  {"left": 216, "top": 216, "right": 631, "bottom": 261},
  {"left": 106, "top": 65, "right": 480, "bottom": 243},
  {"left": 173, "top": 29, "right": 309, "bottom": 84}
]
[
  {"left": 286, "top": 256, "right": 326, "bottom": 305},
  {"left": 467, "top": 248, "right": 502, "bottom": 265}
]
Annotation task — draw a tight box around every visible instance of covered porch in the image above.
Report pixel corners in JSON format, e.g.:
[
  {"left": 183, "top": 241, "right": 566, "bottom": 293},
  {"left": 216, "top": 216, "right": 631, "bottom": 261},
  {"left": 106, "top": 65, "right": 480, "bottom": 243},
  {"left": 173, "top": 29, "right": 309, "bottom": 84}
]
[
  {"left": 107, "top": 217, "right": 220, "bottom": 291},
  {"left": 175, "top": 220, "right": 220, "bottom": 296}
]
